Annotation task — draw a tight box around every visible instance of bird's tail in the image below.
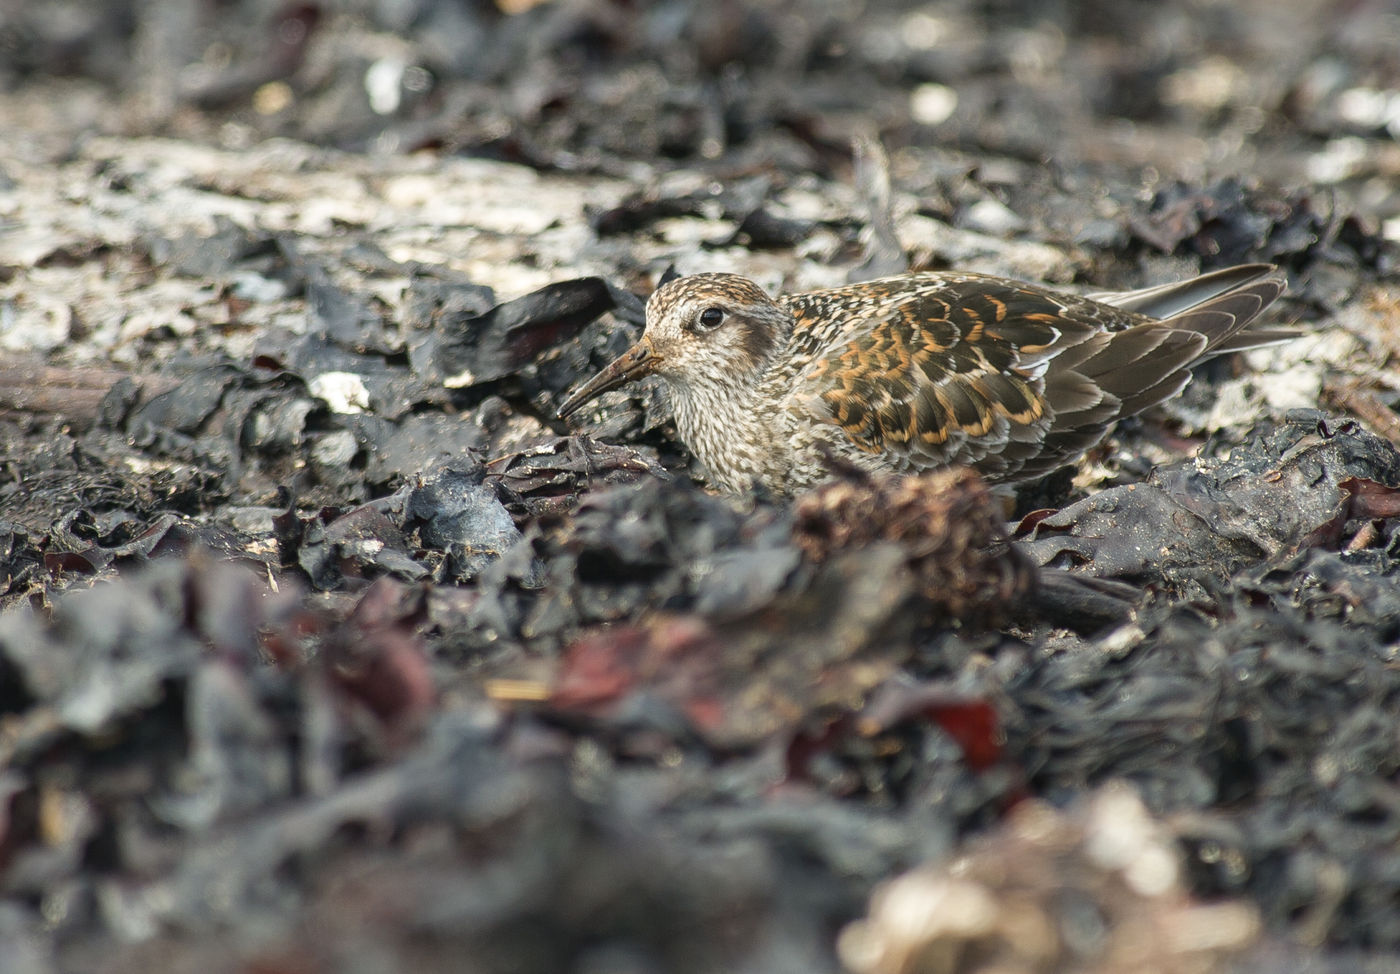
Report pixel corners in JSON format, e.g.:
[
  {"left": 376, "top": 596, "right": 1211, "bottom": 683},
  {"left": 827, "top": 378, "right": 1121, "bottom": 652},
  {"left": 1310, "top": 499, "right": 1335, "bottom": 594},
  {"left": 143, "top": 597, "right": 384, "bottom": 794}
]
[{"left": 1090, "top": 263, "right": 1292, "bottom": 355}]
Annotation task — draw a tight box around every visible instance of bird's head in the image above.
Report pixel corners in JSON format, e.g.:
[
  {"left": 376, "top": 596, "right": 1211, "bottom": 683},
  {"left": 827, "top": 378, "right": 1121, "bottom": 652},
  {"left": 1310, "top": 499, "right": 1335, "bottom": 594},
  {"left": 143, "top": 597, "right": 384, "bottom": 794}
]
[{"left": 558, "top": 273, "right": 792, "bottom": 419}]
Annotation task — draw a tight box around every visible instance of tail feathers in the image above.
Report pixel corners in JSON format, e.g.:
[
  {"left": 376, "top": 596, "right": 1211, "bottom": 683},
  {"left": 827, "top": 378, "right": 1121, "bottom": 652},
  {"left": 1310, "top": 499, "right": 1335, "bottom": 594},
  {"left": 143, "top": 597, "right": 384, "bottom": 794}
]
[
  {"left": 1045, "top": 265, "right": 1292, "bottom": 440},
  {"left": 1090, "top": 263, "right": 1281, "bottom": 319},
  {"left": 1015, "top": 264, "right": 1292, "bottom": 483},
  {"left": 1094, "top": 264, "right": 1292, "bottom": 356},
  {"left": 1161, "top": 272, "right": 1289, "bottom": 354},
  {"left": 1209, "top": 328, "right": 1299, "bottom": 354}
]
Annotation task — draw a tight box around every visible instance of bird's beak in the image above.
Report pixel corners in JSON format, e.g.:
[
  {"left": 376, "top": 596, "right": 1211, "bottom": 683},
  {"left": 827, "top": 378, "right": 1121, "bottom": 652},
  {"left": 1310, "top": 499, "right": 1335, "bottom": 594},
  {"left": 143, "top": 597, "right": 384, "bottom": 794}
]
[{"left": 557, "top": 337, "right": 662, "bottom": 419}]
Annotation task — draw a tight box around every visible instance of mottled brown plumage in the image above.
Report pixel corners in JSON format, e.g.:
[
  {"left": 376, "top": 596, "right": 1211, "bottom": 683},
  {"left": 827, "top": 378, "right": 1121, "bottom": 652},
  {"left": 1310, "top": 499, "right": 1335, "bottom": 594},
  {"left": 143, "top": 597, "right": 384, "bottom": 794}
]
[{"left": 559, "top": 265, "right": 1289, "bottom": 495}]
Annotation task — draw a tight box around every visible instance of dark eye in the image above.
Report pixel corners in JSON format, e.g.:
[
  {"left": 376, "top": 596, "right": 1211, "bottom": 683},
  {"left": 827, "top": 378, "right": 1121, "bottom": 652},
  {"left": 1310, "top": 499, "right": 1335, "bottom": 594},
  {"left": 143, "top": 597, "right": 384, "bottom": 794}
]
[{"left": 697, "top": 307, "right": 725, "bottom": 330}]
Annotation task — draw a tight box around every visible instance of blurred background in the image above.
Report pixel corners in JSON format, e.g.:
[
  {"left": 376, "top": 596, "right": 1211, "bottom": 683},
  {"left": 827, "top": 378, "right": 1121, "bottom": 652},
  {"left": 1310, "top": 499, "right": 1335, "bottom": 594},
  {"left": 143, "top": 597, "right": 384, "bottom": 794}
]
[{"left": 2, "top": 0, "right": 1398, "bottom": 218}]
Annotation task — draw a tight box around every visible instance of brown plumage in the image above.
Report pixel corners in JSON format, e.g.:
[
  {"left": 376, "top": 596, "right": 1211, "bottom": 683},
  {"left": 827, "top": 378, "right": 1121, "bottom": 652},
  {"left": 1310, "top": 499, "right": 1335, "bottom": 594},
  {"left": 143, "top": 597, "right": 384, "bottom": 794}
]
[{"left": 558, "top": 265, "right": 1290, "bottom": 495}]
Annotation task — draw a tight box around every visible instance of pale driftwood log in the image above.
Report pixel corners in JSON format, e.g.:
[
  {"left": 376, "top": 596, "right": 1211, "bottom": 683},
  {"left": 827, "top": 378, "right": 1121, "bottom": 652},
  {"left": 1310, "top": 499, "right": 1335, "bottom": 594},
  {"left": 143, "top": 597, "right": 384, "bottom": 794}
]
[{"left": 0, "top": 361, "right": 179, "bottom": 430}]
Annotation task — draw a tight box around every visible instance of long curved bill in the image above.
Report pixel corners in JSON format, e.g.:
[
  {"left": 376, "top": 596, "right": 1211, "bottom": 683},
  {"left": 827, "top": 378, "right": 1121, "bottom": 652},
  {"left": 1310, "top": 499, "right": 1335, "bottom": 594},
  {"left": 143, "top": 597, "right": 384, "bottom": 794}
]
[{"left": 557, "top": 338, "right": 661, "bottom": 419}]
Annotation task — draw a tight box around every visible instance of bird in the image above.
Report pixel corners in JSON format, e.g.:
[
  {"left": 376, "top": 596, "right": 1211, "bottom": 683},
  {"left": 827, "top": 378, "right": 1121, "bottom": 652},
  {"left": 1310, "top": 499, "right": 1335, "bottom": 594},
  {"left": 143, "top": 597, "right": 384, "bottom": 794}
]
[{"left": 557, "top": 265, "right": 1290, "bottom": 496}]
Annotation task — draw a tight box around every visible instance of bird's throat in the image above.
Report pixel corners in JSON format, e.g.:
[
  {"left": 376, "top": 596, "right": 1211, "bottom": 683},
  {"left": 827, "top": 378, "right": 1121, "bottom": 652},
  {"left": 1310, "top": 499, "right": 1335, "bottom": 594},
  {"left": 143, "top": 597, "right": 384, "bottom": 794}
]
[{"left": 666, "top": 378, "right": 782, "bottom": 494}]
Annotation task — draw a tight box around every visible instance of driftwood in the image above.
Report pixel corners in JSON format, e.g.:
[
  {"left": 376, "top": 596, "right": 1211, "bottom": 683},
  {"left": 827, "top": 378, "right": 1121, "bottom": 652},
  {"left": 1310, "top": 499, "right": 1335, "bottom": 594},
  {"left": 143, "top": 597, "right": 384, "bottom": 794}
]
[{"left": 0, "top": 361, "right": 179, "bottom": 429}]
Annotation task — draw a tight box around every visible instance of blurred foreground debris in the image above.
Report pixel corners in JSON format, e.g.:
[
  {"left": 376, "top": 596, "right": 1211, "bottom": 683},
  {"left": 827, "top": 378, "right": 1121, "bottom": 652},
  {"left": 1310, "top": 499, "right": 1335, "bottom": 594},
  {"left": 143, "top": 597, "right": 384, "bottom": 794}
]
[{"left": 839, "top": 784, "right": 1261, "bottom": 974}]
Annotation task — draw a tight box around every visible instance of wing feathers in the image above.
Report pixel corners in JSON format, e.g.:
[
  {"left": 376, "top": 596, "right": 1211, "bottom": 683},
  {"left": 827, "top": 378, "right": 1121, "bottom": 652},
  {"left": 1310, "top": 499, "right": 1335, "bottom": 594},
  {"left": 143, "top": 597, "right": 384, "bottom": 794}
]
[
  {"left": 791, "top": 265, "right": 1288, "bottom": 482},
  {"left": 1087, "top": 263, "right": 1278, "bottom": 317}
]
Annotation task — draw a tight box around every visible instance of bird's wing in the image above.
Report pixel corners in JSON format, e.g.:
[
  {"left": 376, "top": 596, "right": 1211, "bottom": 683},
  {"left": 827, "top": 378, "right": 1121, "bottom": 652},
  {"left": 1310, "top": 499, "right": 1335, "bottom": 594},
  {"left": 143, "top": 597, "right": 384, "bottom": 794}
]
[
  {"left": 1087, "top": 263, "right": 1291, "bottom": 354},
  {"left": 785, "top": 275, "right": 1209, "bottom": 480},
  {"left": 1087, "top": 262, "right": 1273, "bottom": 318}
]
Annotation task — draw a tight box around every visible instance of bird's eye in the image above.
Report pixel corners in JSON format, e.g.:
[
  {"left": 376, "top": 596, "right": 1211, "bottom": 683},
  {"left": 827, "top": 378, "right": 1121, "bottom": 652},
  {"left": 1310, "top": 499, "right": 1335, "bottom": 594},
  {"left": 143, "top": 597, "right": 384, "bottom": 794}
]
[{"left": 697, "top": 307, "right": 725, "bottom": 330}]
